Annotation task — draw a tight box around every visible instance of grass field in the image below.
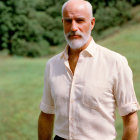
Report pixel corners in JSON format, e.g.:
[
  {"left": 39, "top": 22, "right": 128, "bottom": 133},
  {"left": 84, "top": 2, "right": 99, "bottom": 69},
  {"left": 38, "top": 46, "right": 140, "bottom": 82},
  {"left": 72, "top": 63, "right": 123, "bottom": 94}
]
[{"left": 0, "top": 23, "right": 140, "bottom": 140}]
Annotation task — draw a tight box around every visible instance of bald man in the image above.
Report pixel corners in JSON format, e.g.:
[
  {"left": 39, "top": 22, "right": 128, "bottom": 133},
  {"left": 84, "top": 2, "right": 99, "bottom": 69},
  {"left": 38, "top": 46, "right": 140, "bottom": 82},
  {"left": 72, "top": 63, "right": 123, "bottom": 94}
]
[{"left": 38, "top": 0, "right": 140, "bottom": 140}]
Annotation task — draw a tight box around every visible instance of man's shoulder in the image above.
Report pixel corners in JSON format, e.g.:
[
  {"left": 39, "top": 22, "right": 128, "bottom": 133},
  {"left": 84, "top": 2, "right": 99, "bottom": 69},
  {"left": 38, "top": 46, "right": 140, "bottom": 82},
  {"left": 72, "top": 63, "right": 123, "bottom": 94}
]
[
  {"left": 46, "top": 52, "right": 63, "bottom": 65},
  {"left": 96, "top": 43, "right": 126, "bottom": 62}
]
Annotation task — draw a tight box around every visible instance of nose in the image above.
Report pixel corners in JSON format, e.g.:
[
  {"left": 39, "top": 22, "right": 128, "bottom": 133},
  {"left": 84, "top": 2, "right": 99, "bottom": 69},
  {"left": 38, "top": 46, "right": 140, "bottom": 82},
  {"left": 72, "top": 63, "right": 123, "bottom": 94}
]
[{"left": 71, "top": 20, "right": 78, "bottom": 32}]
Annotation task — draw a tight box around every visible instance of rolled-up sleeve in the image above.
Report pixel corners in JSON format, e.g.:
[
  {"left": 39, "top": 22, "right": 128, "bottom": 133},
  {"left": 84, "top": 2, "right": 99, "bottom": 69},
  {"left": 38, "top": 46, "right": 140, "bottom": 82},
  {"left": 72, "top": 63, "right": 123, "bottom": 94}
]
[
  {"left": 114, "top": 56, "right": 140, "bottom": 116},
  {"left": 40, "top": 61, "right": 55, "bottom": 114}
]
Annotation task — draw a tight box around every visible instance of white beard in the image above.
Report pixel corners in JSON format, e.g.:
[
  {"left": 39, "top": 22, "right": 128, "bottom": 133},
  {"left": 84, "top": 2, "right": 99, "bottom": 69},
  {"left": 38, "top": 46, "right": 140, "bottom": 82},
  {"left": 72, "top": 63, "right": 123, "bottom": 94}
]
[{"left": 64, "top": 28, "right": 91, "bottom": 49}]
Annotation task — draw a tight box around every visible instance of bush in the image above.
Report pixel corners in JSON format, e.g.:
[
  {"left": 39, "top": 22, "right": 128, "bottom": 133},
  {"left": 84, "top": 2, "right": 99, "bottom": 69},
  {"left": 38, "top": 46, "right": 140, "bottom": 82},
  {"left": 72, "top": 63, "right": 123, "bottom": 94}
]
[
  {"left": 94, "top": 1, "right": 132, "bottom": 34},
  {"left": 11, "top": 39, "right": 50, "bottom": 57},
  {"left": 0, "top": 0, "right": 138, "bottom": 57},
  {"left": 128, "top": 0, "right": 140, "bottom": 6}
]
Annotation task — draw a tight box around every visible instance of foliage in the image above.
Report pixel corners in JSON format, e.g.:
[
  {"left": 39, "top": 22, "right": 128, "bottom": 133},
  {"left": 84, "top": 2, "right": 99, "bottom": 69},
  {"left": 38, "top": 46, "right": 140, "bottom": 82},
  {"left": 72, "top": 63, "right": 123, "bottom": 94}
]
[
  {"left": 94, "top": 1, "right": 132, "bottom": 33},
  {"left": 0, "top": 0, "right": 50, "bottom": 57},
  {"left": 128, "top": 0, "right": 140, "bottom": 5},
  {"left": 0, "top": 0, "right": 139, "bottom": 57}
]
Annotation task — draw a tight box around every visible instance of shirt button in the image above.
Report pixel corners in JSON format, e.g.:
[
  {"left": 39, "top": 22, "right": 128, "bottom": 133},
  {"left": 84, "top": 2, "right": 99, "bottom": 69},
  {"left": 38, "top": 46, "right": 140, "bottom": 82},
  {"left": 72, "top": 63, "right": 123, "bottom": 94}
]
[
  {"left": 70, "top": 134, "right": 74, "bottom": 139},
  {"left": 70, "top": 117, "right": 73, "bottom": 121},
  {"left": 71, "top": 99, "right": 74, "bottom": 103},
  {"left": 71, "top": 133, "right": 74, "bottom": 137}
]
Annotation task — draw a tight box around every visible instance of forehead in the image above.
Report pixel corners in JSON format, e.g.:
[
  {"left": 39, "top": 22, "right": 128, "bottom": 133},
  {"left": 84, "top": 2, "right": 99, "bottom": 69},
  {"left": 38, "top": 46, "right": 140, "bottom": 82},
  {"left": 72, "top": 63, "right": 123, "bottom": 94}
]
[{"left": 63, "top": 4, "right": 90, "bottom": 19}]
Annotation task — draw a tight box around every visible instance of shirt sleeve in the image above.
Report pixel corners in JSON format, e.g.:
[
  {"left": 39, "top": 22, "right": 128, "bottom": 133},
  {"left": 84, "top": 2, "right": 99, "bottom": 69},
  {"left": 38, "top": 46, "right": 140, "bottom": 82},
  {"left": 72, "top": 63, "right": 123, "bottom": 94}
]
[
  {"left": 114, "top": 56, "right": 140, "bottom": 116},
  {"left": 40, "top": 61, "right": 55, "bottom": 114}
]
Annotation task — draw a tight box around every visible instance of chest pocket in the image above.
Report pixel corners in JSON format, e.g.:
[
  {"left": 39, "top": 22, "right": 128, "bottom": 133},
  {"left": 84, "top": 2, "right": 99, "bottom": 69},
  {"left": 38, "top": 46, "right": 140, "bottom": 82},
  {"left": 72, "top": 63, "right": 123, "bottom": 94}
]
[{"left": 82, "top": 82, "right": 113, "bottom": 109}]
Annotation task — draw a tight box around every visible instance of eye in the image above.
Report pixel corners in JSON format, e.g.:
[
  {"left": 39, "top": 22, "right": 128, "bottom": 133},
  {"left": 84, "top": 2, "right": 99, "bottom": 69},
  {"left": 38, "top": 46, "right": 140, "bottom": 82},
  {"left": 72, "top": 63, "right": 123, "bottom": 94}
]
[
  {"left": 64, "top": 19, "right": 72, "bottom": 23},
  {"left": 76, "top": 18, "right": 85, "bottom": 23}
]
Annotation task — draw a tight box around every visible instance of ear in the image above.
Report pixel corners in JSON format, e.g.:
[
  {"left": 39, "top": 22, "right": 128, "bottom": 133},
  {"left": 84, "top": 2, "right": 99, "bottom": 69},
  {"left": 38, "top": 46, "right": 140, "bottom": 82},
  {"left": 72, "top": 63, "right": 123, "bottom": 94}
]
[{"left": 91, "top": 17, "right": 95, "bottom": 30}]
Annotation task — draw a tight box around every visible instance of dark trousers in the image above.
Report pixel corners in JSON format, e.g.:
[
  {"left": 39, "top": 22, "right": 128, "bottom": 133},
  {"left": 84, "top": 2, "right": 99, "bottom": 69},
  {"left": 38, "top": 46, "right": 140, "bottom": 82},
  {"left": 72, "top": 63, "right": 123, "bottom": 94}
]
[{"left": 54, "top": 135, "right": 65, "bottom": 140}]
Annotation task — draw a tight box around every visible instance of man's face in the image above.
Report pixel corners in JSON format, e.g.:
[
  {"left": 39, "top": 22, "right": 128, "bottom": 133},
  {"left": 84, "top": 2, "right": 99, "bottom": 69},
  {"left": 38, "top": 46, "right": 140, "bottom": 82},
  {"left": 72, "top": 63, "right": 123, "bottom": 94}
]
[{"left": 62, "top": 3, "right": 94, "bottom": 49}]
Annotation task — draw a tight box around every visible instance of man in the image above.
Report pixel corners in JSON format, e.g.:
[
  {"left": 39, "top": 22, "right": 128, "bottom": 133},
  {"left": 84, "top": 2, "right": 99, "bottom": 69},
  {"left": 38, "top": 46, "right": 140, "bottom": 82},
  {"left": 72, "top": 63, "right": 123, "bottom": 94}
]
[{"left": 38, "top": 0, "right": 140, "bottom": 140}]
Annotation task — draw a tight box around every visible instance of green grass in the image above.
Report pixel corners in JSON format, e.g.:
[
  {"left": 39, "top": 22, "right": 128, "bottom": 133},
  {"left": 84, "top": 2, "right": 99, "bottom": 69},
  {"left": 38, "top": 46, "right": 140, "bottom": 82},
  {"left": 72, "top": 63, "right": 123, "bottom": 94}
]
[
  {"left": 0, "top": 23, "right": 140, "bottom": 140},
  {"left": 0, "top": 57, "right": 47, "bottom": 140}
]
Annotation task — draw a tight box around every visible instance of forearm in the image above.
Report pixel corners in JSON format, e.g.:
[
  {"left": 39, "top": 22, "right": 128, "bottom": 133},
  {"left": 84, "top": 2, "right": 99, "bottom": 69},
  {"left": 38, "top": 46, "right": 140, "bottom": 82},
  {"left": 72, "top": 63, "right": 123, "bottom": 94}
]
[
  {"left": 122, "top": 112, "right": 139, "bottom": 140},
  {"left": 38, "top": 112, "right": 54, "bottom": 140},
  {"left": 122, "top": 124, "right": 138, "bottom": 140}
]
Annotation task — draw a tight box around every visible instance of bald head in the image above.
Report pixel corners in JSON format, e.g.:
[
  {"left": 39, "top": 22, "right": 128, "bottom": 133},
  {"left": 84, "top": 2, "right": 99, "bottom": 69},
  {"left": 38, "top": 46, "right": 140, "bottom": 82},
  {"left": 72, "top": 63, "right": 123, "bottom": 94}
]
[{"left": 62, "top": 0, "right": 93, "bottom": 19}]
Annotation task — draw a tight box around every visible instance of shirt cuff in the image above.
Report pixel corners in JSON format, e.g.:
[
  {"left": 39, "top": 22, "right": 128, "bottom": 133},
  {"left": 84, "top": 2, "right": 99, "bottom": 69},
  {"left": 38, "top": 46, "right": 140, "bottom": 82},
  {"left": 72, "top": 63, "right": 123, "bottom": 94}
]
[
  {"left": 118, "top": 102, "right": 140, "bottom": 116},
  {"left": 40, "top": 102, "right": 55, "bottom": 114}
]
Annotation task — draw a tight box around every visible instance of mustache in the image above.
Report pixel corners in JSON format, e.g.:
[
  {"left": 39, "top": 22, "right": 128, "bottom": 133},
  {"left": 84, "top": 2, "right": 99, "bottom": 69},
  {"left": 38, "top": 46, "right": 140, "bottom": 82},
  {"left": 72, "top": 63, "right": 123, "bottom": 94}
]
[{"left": 66, "top": 31, "right": 83, "bottom": 38}]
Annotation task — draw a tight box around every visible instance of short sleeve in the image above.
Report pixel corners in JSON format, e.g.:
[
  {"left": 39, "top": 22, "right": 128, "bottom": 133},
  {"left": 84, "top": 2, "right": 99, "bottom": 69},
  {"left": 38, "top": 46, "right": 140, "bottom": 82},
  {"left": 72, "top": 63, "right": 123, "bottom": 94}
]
[
  {"left": 40, "top": 61, "right": 55, "bottom": 114},
  {"left": 114, "top": 56, "right": 140, "bottom": 116}
]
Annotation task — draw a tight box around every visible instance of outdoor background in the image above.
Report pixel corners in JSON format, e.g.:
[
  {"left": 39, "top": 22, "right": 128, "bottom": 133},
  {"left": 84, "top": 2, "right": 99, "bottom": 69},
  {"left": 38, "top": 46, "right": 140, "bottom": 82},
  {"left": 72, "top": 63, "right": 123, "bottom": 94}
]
[{"left": 0, "top": 0, "right": 140, "bottom": 139}]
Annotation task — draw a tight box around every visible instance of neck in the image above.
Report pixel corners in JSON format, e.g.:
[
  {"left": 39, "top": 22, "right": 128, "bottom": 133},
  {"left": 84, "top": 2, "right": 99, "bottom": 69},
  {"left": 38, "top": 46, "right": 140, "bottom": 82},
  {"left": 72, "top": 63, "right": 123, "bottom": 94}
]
[{"left": 68, "top": 36, "right": 92, "bottom": 55}]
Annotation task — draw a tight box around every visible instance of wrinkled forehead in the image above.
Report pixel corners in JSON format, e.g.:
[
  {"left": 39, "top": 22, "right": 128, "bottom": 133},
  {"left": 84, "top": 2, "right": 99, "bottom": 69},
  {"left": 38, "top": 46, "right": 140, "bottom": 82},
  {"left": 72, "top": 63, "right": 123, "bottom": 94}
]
[{"left": 63, "top": 3, "right": 90, "bottom": 19}]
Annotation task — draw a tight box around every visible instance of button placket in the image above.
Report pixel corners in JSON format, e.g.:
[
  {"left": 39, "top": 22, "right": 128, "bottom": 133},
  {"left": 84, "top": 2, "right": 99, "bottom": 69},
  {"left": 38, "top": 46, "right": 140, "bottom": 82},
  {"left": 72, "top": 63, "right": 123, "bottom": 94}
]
[
  {"left": 68, "top": 54, "right": 84, "bottom": 139},
  {"left": 69, "top": 79, "right": 75, "bottom": 139},
  {"left": 63, "top": 58, "right": 75, "bottom": 139}
]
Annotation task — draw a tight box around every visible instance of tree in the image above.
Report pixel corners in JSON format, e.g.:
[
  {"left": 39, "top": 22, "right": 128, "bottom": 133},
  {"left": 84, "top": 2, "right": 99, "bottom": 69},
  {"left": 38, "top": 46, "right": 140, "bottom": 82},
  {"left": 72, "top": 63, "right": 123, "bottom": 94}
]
[
  {"left": 0, "top": 0, "right": 50, "bottom": 57},
  {"left": 0, "top": 0, "right": 138, "bottom": 57}
]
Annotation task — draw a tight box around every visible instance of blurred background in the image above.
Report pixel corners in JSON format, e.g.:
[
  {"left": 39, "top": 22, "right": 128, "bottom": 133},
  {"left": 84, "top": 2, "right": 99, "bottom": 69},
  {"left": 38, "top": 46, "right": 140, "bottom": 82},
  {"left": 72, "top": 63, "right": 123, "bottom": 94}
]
[{"left": 0, "top": 0, "right": 140, "bottom": 139}]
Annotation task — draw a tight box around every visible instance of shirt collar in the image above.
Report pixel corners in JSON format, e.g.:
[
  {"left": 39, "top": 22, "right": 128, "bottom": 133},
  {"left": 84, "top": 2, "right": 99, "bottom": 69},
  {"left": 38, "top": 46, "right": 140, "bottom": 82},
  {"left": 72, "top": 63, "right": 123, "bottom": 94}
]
[
  {"left": 83, "top": 38, "right": 96, "bottom": 57},
  {"left": 60, "top": 45, "right": 69, "bottom": 60},
  {"left": 61, "top": 38, "right": 97, "bottom": 60}
]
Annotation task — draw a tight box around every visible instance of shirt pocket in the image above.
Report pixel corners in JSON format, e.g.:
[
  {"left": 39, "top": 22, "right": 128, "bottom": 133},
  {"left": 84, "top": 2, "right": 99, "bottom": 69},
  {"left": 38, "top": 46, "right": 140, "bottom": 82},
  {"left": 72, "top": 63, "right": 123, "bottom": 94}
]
[{"left": 82, "top": 82, "right": 112, "bottom": 109}]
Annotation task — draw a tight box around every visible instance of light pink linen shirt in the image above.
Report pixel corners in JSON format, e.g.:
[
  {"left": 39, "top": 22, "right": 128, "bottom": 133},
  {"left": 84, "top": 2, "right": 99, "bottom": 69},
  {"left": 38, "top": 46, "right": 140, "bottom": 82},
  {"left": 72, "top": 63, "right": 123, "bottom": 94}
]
[{"left": 40, "top": 38, "right": 140, "bottom": 140}]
